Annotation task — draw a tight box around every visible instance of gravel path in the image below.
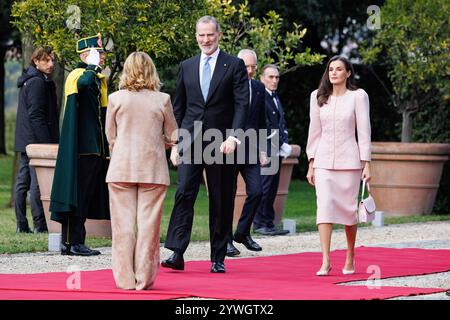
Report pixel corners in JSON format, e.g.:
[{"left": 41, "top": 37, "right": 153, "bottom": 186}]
[{"left": 0, "top": 220, "right": 449, "bottom": 300}]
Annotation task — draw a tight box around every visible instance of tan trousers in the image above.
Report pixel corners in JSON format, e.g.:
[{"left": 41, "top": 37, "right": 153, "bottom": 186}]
[{"left": 108, "top": 182, "right": 167, "bottom": 290}]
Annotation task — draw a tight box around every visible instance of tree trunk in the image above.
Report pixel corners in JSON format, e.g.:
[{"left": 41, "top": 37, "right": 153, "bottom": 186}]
[
  {"left": 51, "top": 60, "right": 65, "bottom": 117},
  {"left": 401, "top": 110, "right": 413, "bottom": 142},
  {"left": 22, "top": 36, "right": 34, "bottom": 68},
  {"left": 0, "top": 45, "right": 6, "bottom": 155}
]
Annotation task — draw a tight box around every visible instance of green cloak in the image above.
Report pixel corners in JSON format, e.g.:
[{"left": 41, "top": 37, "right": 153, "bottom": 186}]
[{"left": 50, "top": 65, "right": 110, "bottom": 223}]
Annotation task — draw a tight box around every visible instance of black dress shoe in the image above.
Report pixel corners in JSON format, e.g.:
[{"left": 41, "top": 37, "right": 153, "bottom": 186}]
[
  {"left": 234, "top": 232, "right": 262, "bottom": 251},
  {"left": 226, "top": 242, "right": 240, "bottom": 257},
  {"left": 16, "top": 226, "right": 32, "bottom": 234},
  {"left": 84, "top": 245, "right": 101, "bottom": 255},
  {"left": 61, "top": 243, "right": 71, "bottom": 255},
  {"left": 211, "top": 262, "right": 226, "bottom": 273},
  {"left": 161, "top": 252, "right": 184, "bottom": 270},
  {"left": 253, "top": 227, "right": 276, "bottom": 236},
  {"left": 254, "top": 227, "right": 289, "bottom": 236},
  {"left": 272, "top": 228, "right": 290, "bottom": 236},
  {"left": 68, "top": 244, "right": 101, "bottom": 256},
  {"left": 33, "top": 227, "right": 48, "bottom": 234}
]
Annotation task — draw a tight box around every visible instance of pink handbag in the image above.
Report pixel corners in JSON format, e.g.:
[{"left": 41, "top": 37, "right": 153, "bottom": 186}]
[{"left": 358, "top": 179, "right": 376, "bottom": 223}]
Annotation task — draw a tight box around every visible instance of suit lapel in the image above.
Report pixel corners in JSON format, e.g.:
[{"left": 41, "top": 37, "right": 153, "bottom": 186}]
[
  {"left": 192, "top": 55, "right": 202, "bottom": 99},
  {"left": 250, "top": 80, "right": 257, "bottom": 111},
  {"left": 206, "top": 51, "right": 228, "bottom": 103}
]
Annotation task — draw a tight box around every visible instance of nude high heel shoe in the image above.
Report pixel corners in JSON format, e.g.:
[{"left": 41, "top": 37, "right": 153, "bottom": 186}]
[
  {"left": 316, "top": 265, "right": 332, "bottom": 276},
  {"left": 342, "top": 260, "right": 355, "bottom": 275}
]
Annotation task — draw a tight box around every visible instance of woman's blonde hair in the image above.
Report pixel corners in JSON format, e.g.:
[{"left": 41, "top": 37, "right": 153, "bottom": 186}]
[{"left": 119, "top": 52, "right": 161, "bottom": 91}]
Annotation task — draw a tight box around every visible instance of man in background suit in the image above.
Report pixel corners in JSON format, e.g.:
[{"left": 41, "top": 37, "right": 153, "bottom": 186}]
[
  {"left": 226, "top": 49, "right": 267, "bottom": 257},
  {"left": 253, "top": 64, "right": 291, "bottom": 236},
  {"left": 162, "top": 16, "right": 248, "bottom": 273}
]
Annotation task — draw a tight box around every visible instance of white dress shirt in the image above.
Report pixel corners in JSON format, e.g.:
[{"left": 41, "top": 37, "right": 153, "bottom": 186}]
[
  {"left": 199, "top": 47, "right": 220, "bottom": 84},
  {"left": 266, "top": 88, "right": 279, "bottom": 110}
]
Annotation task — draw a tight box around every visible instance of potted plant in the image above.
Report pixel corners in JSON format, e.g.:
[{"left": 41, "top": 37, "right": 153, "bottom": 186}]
[
  {"left": 26, "top": 143, "right": 112, "bottom": 236},
  {"left": 361, "top": 0, "right": 450, "bottom": 216}
]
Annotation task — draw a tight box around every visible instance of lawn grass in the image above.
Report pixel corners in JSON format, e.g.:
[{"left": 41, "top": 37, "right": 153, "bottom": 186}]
[{"left": 0, "top": 154, "right": 449, "bottom": 254}]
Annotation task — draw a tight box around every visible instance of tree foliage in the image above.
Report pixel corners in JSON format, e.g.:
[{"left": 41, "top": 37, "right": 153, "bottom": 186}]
[
  {"left": 11, "top": 0, "right": 325, "bottom": 89},
  {"left": 361, "top": 0, "right": 450, "bottom": 142},
  {"left": 11, "top": 0, "right": 208, "bottom": 90},
  {"left": 208, "top": 0, "right": 325, "bottom": 75}
]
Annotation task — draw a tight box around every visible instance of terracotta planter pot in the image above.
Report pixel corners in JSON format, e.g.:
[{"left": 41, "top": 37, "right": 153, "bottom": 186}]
[
  {"left": 26, "top": 143, "right": 112, "bottom": 237},
  {"left": 233, "top": 144, "right": 301, "bottom": 226},
  {"left": 370, "top": 142, "right": 450, "bottom": 216}
]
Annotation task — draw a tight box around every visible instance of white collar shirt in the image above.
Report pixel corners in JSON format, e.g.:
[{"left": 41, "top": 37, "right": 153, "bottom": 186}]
[{"left": 199, "top": 47, "right": 220, "bottom": 84}]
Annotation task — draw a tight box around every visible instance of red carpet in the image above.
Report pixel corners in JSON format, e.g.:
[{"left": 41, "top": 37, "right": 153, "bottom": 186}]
[{"left": 0, "top": 247, "right": 449, "bottom": 300}]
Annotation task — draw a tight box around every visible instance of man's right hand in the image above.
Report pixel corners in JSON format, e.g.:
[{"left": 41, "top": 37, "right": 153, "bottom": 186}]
[{"left": 170, "top": 145, "right": 179, "bottom": 167}]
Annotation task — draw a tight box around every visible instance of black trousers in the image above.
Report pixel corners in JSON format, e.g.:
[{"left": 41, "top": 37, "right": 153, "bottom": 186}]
[
  {"left": 14, "top": 152, "right": 47, "bottom": 230},
  {"left": 61, "top": 156, "right": 103, "bottom": 245},
  {"left": 253, "top": 157, "right": 282, "bottom": 230},
  {"left": 164, "top": 162, "right": 236, "bottom": 263},
  {"left": 229, "top": 164, "right": 263, "bottom": 239}
]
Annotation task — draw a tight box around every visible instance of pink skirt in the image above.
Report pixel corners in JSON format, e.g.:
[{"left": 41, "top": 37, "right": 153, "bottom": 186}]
[{"left": 314, "top": 168, "right": 362, "bottom": 226}]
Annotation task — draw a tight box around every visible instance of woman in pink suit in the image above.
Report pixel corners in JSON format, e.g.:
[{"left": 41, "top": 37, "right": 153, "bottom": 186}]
[
  {"left": 306, "top": 56, "right": 371, "bottom": 276},
  {"left": 106, "top": 52, "right": 178, "bottom": 290}
]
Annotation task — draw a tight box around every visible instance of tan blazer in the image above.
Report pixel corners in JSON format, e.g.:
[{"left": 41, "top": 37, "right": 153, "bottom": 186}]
[
  {"left": 105, "top": 89, "right": 178, "bottom": 185},
  {"left": 306, "top": 88, "right": 371, "bottom": 170}
]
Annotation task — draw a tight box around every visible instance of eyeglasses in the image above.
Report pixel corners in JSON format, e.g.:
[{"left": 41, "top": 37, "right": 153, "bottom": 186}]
[{"left": 246, "top": 64, "right": 257, "bottom": 69}]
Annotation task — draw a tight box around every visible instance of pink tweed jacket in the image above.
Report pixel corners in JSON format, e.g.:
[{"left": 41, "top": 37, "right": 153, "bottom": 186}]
[
  {"left": 105, "top": 89, "right": 178, "bottom": 185},
  {"left": 306, "top": 88, "right": 371, "bottom": 170}
]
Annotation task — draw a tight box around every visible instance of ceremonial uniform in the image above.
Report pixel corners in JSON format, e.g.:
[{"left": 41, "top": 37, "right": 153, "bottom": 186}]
[{"left": 50, "top": 34, "right": 110, "bottom": 255}]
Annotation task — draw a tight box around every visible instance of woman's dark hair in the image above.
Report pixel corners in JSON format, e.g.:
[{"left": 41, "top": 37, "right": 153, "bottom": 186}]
[{"left": 317, "top": 55, "right": 357, "bottom": 107}]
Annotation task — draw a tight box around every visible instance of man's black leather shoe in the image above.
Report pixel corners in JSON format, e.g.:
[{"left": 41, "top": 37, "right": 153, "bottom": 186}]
[
  {"left": 211, "top": 262, "right": 226, "bottom": 273},
  {"left": 234, "top": 232, "right": 262, "bottom": 251},
  {"left": 226, "top": 242, "right": 240, "bottom": 257},
  {"left": 16, "top": 227, "right": 32, "bottom": 234},
  {"left": 254, "top": 226, "right": 289, "bottom": 236},
  {"left": 67, "top": 244, "right": 101, "bottom": 256},
  {"left": 272, "top": 228, "right": 290, "bottom": 236},
  {"left": 253, "top": 227, "right": 276, "bottom": 236},
  {"left": 161, "top": 252, "right": 184, "bottom": 270},
  {"left": 33, "top": 227, "right": 48, "bottom": 234},
  {"left": 85, "top": 245, "right": 101, "bottom": 255},
  {"left": 61, "top": 243, "right": 71, "bottom": 255}
]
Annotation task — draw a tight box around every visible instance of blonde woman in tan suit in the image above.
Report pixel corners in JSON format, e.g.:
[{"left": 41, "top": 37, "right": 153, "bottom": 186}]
[
  {"left": 105, "top": 52, "right": 178, "bottom": 290},
  {"left": 306, "top": 56, "right": 372, "bottom": 277}
]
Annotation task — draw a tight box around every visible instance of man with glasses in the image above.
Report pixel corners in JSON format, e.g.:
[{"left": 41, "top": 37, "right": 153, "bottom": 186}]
[{"left": 226, "top": 49, "right": 267, "bottom": 256}]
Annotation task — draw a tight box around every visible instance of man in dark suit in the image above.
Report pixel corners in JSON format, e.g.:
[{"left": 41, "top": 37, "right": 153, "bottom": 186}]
[
  {"left": 253, "top": 64, "right": 291, "bottom": 236},
  {"left": 226, "top": 49, "right": 267, "bottom": 257},
  {"left": 14, "top": 46, "right": 59, "bottom": 234},
  {"left": 162, "top": 16, "right": 248, "bottom": 273}
]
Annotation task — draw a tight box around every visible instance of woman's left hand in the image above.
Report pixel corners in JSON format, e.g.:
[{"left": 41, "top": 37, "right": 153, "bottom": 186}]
[{"left": 362, "top": 161, "right": 371, "bottom": 182}]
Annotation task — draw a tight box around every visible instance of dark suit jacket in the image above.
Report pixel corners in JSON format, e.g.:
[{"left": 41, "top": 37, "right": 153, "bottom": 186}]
[
  {"left": 265, "top": 90, "right": 289, "bottom": 156},
  {"left": 246, "top": 80, "right": 266, "bottom": 131},
  {"left": 173, "top": 50, "right": 248, "bottom": 145},
  {"left": 236, "top": 79, "right": 266, "bottom": 164}
]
